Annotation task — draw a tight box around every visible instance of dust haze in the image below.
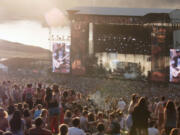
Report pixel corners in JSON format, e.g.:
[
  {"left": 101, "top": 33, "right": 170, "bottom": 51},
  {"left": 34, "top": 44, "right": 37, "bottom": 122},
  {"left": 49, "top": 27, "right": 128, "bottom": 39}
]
[{"left": 0, "top": 0, "right": 180, "bottom": 23}]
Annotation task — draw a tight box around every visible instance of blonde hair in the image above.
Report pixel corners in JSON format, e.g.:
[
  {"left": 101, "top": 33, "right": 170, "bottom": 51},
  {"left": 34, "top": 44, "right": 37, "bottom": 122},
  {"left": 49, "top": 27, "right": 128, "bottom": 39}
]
[{"left": 0, "top": 108, "right": 8, "bottom": 118}]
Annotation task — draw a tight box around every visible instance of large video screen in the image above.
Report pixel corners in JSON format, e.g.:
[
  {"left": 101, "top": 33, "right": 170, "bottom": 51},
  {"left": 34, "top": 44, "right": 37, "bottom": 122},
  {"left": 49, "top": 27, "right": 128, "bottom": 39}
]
[
  {"left": 52, "top": 42, "right": 70, "bottom": 73},
  {"left": 170, "top": 49, "right": 180, "bottom": 83},
  {"left": 71, "top": 22, "right": 89, "bottom": 75},
  {"left": 151, "top": 27, "right": 169, "bottom": 82}
]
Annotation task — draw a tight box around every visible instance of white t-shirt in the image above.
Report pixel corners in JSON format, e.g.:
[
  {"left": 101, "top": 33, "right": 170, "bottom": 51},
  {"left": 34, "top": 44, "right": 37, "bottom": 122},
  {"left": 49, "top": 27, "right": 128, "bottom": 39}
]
[
  {"left": 148, "top": 127, "right": 160, "bottom": 135},
  {"left": 68, "top": 127, "right": 86, "bottom": 135}
]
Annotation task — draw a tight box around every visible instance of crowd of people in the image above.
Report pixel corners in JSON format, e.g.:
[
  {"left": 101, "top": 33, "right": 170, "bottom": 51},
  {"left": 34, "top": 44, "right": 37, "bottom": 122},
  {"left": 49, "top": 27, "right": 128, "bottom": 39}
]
[{"left": 0, "top": 79, "right": 180, "bottom": 135}]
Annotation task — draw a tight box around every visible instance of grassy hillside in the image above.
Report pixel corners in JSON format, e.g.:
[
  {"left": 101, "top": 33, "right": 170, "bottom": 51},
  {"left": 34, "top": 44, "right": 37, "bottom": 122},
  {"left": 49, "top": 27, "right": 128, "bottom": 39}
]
[{"left": 0, "top": 40, "right": 51, "bottom": 60}]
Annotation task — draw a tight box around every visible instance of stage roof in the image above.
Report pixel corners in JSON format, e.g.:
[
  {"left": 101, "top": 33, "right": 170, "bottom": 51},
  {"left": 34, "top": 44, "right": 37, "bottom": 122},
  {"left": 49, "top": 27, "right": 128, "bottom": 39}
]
[{"left": 67, "top": 7, "right": 174, "bottom": 17}]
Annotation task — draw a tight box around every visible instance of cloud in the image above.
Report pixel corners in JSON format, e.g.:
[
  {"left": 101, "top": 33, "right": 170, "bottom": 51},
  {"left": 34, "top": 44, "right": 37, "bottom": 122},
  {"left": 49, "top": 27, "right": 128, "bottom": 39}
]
[
  {"left": 0, "top": 0, "right": 180, "bottom": 24},
  {"left": 45, "top": 8, "right": 68, "bottom": 27}
]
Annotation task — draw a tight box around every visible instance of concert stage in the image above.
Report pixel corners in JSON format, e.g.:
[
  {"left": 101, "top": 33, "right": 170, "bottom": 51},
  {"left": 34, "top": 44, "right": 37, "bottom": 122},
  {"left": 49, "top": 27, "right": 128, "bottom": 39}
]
[{"left": 66, "top": 7, "right": 180, "bottom": 82}]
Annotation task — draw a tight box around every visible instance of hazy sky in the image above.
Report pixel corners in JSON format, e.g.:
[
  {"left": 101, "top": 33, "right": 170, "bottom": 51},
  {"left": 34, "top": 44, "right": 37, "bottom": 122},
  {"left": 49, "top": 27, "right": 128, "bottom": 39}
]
[
  {"left": 0, "top": 0, "right": 180, "bottom": 49},
  {"left": 0, "top": 0, "right": 180, "bottom": 23}
]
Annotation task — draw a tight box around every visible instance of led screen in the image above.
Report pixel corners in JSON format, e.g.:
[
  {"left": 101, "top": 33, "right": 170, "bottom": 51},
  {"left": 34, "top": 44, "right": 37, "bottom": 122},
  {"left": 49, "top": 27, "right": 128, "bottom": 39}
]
[
  {"left": 52, "top": 42, "right": 70, "bottom": 73},
  {"left": 170, "top": 49, "right": 180, "bottom": 83}
]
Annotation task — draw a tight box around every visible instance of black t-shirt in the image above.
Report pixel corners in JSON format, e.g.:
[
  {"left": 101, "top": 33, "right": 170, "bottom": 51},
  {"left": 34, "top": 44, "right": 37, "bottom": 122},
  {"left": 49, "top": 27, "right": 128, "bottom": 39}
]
[
  {"left": 47, "top": 101, "right": 59, "bottom": 108},
  {"left": 46, "top": 95, "right": 59, "bottom": 108},
  {"left": 132, "top": 106, "right": 150, "bottom": 128}
]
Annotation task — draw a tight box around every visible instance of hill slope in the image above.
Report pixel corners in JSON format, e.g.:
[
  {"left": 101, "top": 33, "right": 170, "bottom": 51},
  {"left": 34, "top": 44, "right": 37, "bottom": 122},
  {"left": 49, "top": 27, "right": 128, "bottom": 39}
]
[{"left": 0, "top": 40, "right": 51, "bottom": 60}]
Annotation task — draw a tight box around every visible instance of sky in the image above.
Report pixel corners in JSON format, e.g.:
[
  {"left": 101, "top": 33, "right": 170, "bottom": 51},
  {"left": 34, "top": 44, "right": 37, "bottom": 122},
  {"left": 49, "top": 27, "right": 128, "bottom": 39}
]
[
  {"left": 0, "top": 20, "right": 70, "bottom": 50},
  {"left": 0, "top": 0, "right": 180, "bottom": 49},
  {"left": 0, "top": 0, "right": 180, "bottom": 23}
]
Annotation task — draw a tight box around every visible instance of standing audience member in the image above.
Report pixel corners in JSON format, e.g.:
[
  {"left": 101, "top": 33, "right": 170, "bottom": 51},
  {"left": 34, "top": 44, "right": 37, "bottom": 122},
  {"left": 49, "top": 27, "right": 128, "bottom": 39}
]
[
  {"left": 51, "top": 85, "right": 60, "bottom": 134},
  {"left": 45, "top": 86, "right": 60, "bottom": 134},
  {"left": 7, "top": 105, "right": 15, "bottom": 123},
  {"left": 118, "top": 112, "right": 126, "bottom": 131},
  {"left": 148, "top": 121, "right": 160, "bottom": 135},
  {"left": 64, "top": 110, "right": 72, "bottom": 126},
  {"left": 29, "top": 117, "right": 52, "bottom": 135},
  {"left": 128, "top": 94, "right": 138, "bottom": 114},
  {"left": 12, "top": 85, "right": 21, "bottom": 103},
  {"left": 97, "top": 112, "right": 107, "bottom": 128},
  {"left": 164, "top": 100, "right": 177, "bottom": 135},
  {"left": 155, "top": 96, "right": 166, "bottom": 130},
  {"left": 68, "top": 117, "right": 86, "bottom": 135},
  {"left": 80, "top": 110, "right": 88, "bottom": 132},
  {"left": 0, "top": 108, "right": 8, "bottom": 132},
  {"left": 107, "top": 112, "right": 120, "bottom": 135},
  {"left": 35, "top": 83, "right": 45, "bottom": 106},
  {"left": 118, "top": 98, "right": 126, "bottom": 112},
  {"left": 59, "top": 124, "right": 68, "bottom": 135},
  {"left": 88, "top": 112, "right": 96, "bottom": 133},
  {"left": 41, "top": 109, "right": 48, "bottom": 128},
  {"left": 34, "top": 104, "right": 42, "bottom": 119},
  {"left": 130, "top": 97, "right": 150, "bottom": 135},
  {"left": 23, "top": 84, "right": 33, "bottom": 109},
  {"left": 10, "top": 110, "right": 24, "bottom": 135},
  {"left": 93, "top": 123, "right": 105, "bottom": 135},
  {"left": 23, "top": 109, "right": 32, "bottom": 134}
]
